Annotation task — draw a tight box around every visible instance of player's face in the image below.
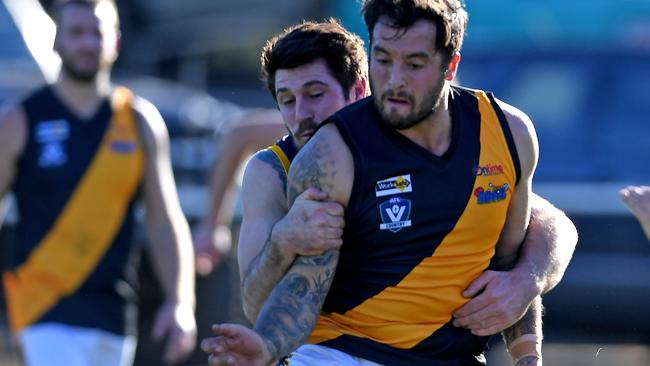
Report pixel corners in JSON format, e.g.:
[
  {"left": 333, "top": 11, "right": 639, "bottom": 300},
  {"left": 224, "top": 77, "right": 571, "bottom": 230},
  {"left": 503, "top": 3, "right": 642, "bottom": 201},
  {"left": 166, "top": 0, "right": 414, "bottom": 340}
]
[
  {"left": 369, "top": 18, "right": 447, "bottom": 130},
  {"left": 54, "top": 2, "right": 119, "bottom": 81},
  {"left": 274, "top": 59, "right": 351, "bottom": 148}
]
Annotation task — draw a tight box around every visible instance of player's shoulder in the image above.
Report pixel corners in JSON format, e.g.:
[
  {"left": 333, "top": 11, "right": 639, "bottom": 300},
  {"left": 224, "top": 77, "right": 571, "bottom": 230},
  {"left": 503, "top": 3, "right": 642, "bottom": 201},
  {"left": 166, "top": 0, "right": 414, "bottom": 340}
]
[
  {"left": 494, "top": 97, "right": 538, "bottom": 176},
  {"left": 246, "top": 147, "right": 288, "bottom": 184}
]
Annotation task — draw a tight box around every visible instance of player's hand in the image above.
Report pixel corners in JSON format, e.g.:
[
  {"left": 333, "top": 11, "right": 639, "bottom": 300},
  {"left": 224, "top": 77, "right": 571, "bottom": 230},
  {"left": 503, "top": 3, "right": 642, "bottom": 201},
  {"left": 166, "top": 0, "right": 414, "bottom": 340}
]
[
  {"left": 452, "top": 270, "right": 538, "bottom": 336},
  {"left": 152, "top": 301, "right": 197, "bottom": 364},
  {"left": 272, "top": 187, "right": 345, "bottom": 257},
  {"left": 201, "top": 324, "right": 272, "bottom": 366},
  {"left": 620, "top": 185, "right": 650, "bottom": 238},
  {"left": 193, "top": 221, "right": 232, "bottom": 276}
]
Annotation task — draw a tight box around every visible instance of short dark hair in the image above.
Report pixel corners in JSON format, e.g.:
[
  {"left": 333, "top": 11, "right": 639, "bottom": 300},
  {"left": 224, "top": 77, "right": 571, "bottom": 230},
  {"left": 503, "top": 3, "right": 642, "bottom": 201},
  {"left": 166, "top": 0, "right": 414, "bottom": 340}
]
[
  {"left": 50, "top": 0, "right": 119, "bottom": 28},
  {"left": 261, "top": 19, "right": 368, "bottom": 101},
  {"left": 362, "top": 0, "right": 467, "bottom": 62}
]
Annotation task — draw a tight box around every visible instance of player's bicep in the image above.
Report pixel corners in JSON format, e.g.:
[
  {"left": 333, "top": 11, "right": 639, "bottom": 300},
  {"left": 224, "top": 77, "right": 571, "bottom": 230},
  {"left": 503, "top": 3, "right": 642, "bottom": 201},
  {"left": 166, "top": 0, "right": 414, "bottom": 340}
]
[
  {"left": 237, "top": 151, "right": 288, "bottom": 277},
  {"left": 134, "top": 97, "right": 184, "bottom": 225},
  {"left": 286, "top": 123, "right": 353, "bottom": 208},
  {"left": 495, "top": 101, "right": 539, "bottom": 265}
]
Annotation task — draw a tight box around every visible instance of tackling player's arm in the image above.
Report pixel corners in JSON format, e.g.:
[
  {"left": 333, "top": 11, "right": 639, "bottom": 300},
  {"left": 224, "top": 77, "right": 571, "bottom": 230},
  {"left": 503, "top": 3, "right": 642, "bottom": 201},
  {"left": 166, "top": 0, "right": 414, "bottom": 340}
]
[
  {"left": 203, "top": 123, "right": 353, "bottom": 366},
  {"left": 238, "top": 149, "right": 293, "bottom": 323},
  {"left": 240, "top": 142, "right": 345, "bottom": 324}
]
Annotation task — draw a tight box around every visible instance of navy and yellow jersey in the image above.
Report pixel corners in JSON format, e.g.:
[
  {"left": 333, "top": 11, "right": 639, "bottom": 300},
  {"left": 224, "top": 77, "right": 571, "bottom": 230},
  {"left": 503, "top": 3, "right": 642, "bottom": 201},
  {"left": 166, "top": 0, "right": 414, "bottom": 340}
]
[
  {"left": 307, "top": 86, "right": 521, "bottom": 365},
  {"left": 5, "top": 85, "right": 145, "bottom": 335},
  {"left": 267, "top": 134, "right": 298, "bottom": 176}
]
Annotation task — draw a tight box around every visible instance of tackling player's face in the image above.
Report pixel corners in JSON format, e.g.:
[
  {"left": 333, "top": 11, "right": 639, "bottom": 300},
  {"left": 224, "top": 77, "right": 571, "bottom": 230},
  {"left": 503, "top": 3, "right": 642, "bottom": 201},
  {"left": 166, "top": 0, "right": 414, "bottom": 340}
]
[{"left": 274, "top": 59, "right": 351, "bottom": 148}]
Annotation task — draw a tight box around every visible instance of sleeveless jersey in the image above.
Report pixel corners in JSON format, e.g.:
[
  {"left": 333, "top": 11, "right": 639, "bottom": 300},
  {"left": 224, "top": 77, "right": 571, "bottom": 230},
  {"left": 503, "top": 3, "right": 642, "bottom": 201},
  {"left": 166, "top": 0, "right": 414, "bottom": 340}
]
[
  {"left": 267, "top": 134, "right": 298, "bottom": 176},
  {"left": 307, "top": 86, "right": 521, "bottom": 365},
  {"left": 5, "top": 85, "right": 145, "bottom": 335}
]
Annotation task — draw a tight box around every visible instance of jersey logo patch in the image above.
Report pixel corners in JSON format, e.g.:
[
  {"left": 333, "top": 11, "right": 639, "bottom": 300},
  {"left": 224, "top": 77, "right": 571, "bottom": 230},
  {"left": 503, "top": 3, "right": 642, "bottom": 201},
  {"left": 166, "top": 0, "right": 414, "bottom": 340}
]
[
  {"left": 110, "top": 141, "right": 137, "bottom": 153},
  {"left": 379, "top": 197, "right": 412, "bottom": 233},
  {"left": 36, "top": 120, "right": 69, "bottom": 167},
  {"left": 375, "top": 174, "right": 412, "bottom": 197},
  {"left": 473, "top": 164, "right": 504, "bottom": 176},
  {"left": 474, "top": 182, "right": 509, "bottom": 204}
]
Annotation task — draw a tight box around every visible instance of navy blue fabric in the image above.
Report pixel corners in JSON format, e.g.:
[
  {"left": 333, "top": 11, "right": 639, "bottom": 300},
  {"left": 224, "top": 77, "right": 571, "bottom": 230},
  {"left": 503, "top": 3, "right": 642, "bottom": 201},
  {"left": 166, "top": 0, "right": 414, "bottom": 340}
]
[
  {"left": 317, "top": 86, "right": 493, "bottom": 364},
  {"left": 10, "top": 86, "right": 139, "bottom": 335}
]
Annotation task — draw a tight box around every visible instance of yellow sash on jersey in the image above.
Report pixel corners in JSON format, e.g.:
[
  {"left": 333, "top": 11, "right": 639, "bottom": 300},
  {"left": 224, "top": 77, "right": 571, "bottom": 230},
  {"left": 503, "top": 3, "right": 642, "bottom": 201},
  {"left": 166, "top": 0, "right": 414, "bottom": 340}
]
[
  {"left": 3, "top": 87, "right": 145, "bottom": 333},
  {"left": 268, "top": 144, "right": 291, "bottom": 175},
  {"left": 309, "top": 90, "right": 518, "bottom": 348}
]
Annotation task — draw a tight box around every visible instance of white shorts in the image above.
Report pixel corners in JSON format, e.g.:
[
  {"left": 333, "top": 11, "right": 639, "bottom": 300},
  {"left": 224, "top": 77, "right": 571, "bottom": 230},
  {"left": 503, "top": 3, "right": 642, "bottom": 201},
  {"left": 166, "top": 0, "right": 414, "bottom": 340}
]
[
  {"left": 19, "top": 323, "right": 136, "bottom": 366},
  {"left": 284, "top": 344, "right": 385, "bottom": 366}
]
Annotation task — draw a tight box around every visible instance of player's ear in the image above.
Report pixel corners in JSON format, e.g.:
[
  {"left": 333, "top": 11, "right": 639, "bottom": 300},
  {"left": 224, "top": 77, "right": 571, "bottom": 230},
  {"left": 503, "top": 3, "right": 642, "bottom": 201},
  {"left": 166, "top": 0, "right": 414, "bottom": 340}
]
[
  {"left": 349, "top": 77, "right": 367, "bottom": 101},
  {"left": 444, "top": 52, "right": 461, "bottom": 81}
]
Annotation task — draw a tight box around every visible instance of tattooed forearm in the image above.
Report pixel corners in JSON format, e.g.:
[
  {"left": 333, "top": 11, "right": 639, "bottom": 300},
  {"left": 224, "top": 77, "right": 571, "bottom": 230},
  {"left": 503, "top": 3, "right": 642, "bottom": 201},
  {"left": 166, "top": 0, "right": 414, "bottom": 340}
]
[
  {"left": 503, "top": 296, "right": 542, "bottom": 341},
  {"left": 253, "top": 249, "right": 339, "bottom": 361},
  {"left": 503, "top": 296, "right": 543, "bottom": 366},
  {"left": 257, "top": 150, "right": 288, "bottom": 190},
  {"left": 241, "top": 236, "right": 294, "bottom": 323},
  {"left": 287, "top": 137, "right": 337, "bottom": 205}
]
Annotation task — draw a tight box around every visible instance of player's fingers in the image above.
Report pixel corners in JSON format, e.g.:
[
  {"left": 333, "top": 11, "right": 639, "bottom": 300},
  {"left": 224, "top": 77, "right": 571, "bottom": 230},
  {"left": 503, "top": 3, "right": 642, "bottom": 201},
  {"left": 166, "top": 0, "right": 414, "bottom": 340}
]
[
  {"left": 324, "top": 202, "right": 345, "bottom": 216},
  {"left": 201, "top": 337, "right": 225, "bottom": 354},
  {"left": 461, "top": 271, "right": 493, "bottom": 298},
  {"left": 300, "top": 187, "right": 328, "bottom": 201},
  {"left": 453, "top": 303, "right": 497, "bottom": 329},
  {"left": 326, "top": 215, "right": 345, "bottom": 229},
  {"left": 208, "top": 354, "right": 236, "bottom": 366},
  {"left": 470, "top": 317, "right": 508, "bottom": 336},
  {"left": 211, "top": 323, "right": 246, "bottom": 338}
]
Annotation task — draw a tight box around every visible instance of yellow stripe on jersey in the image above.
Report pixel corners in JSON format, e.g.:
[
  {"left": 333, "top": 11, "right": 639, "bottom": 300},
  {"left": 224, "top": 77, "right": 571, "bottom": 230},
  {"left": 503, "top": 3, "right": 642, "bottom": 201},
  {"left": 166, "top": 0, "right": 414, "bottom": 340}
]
[
  {"left": 309, "top": 90, "right": 517, "bottom": 348},
  {"left": 268, "top": 144, "right": 291, "bottom": 175},
  {"left": 4, "top": 87, "right": 145, "bottom": 333}
]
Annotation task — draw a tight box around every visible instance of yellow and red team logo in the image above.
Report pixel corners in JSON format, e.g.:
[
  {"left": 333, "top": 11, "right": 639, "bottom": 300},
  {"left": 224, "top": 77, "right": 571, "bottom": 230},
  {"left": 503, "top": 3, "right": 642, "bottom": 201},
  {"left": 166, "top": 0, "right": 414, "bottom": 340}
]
[{"left": 474, "top": 182, "right": 509, "bottom": 204}]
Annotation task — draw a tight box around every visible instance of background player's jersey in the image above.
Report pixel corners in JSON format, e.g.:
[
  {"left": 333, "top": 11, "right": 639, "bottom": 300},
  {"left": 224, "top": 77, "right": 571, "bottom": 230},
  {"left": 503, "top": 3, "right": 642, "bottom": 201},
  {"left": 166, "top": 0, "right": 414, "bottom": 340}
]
[{"left": 5, "top": 86, "right": 144, "bottom": 335}]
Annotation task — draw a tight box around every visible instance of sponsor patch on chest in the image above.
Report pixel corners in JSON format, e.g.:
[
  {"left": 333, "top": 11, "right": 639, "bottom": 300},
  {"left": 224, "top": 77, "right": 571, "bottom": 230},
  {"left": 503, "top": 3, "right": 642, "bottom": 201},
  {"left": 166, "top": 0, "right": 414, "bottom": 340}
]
[
  {"left": 375, "top": 174, "right": 412, "bottom": 197},
  {"left": 36, "top": 119, "right": 69, "bottom": 167}
]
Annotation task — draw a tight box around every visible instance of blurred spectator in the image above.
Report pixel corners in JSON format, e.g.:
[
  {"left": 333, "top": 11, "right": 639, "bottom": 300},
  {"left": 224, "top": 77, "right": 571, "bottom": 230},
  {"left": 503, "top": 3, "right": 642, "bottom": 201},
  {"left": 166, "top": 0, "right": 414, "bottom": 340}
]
[{"left": 0, "top": 1, "right": 196, "bottom": 365}]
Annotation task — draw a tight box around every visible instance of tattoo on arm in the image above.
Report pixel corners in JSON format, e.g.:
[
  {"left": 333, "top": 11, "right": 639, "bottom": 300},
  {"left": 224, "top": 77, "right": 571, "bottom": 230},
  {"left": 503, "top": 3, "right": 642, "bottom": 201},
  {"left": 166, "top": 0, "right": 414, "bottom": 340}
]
[
  {"left": 257, "top": 150, "right": 288, "bottom": 190},
  {"left": 241, "top": 234, "right": 294, "bottom": 323},
  {"left": 253, "top": 250, "right": 339, "bottom": 361},
  {"left": 287, "top": 137, "right": 336, "bottom": 205},
  {"left": 503, "top": 296, "right": 543, "bottom": 366}
]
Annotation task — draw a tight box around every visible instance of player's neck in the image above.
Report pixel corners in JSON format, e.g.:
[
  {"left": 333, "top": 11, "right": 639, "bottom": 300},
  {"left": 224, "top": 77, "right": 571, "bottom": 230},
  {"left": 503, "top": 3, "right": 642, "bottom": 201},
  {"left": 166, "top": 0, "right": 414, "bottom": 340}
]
[
  {"left": 397, "top": 90, "right": 452, "bottom": 156},
  {"left": 53, "top": 70, "right": 112, "bottom": 120}
]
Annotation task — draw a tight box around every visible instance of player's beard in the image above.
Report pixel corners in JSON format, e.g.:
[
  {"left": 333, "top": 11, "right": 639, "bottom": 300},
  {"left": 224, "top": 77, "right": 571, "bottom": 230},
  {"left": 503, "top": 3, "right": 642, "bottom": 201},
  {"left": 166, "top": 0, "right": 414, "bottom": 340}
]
[
  {"left": 59, "top": 53, "right": 100, "bottom": 82},
  {"left": 373, "top": 77, "right": 446, "bottom": 130}
]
